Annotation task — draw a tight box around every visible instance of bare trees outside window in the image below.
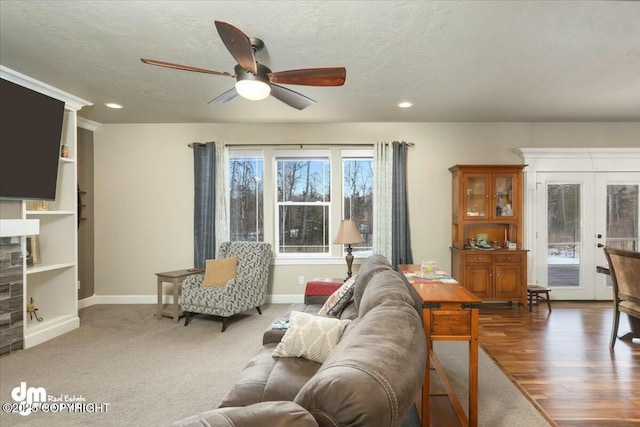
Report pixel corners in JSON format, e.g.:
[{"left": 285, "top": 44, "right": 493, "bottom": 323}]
[
  {"left": 229, "top": 154, "right": 263, "bottom": 242},
  {"left": 606, "top": 185, "right": 639, "bottom": 251},
  {"left": 343, "top": 157, "right": 373, "bottom": 254},
  {"left": 277, "top": 157, "right": 330, "bottom": 254},
  {"left": 228, "top": 148, "right": 374, "bottom": 259},
  {"left": 547, "top": 184, "right": 581, "bottom": 287}
]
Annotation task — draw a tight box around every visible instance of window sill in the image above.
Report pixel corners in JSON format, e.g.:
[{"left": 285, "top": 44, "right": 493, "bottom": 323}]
[{"left": 271, "top": 256, "right": 366, "bottom": 266}]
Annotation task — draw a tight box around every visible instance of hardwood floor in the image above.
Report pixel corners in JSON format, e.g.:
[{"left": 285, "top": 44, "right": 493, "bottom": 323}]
[{"left": 478, "top": 301, "right": 640, "bottom": 427}]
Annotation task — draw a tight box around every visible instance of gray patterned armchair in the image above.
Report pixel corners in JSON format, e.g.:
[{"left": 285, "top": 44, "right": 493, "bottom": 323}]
[{"left": 180, "top": 241, "right": 272, "bottom": 332}]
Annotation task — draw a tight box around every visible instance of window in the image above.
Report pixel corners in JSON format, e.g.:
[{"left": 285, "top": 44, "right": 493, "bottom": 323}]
[
  {"left": 229, "top": 151, "right": 263, "bottom": 241},
  {"left": 276, "top": 154, "right": 331, "bottom": 254},
  {"left": 342, "top": 152, "right": 373, "bottom": 255},
  {"left": 227, "top": 147, "right": 374, "bottom": 260}
]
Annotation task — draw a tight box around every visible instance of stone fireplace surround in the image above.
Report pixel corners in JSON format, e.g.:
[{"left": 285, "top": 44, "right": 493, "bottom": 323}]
[{"left": 0, "top": 219, "right": 39, "bottom": 356}]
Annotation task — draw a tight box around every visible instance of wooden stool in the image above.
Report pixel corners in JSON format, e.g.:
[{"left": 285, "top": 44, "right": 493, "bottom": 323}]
[{"left": 527, "top": 285, "right": 552, "bottom": 312}]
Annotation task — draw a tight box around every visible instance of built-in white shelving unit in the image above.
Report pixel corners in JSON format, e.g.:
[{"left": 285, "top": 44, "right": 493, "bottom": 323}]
[{"left": 0, "top": 65, "right": 92, "bottom": 348}]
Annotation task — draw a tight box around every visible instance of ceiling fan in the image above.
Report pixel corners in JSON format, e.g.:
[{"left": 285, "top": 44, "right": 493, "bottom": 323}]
[{"left": 141, "top": 20, "right": 346, "bottom": 110}]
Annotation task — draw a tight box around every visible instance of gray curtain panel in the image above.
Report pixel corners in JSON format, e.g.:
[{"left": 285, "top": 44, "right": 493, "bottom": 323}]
[
  {"left": 193, "top": 142, "right": 217, "bottom": 268},
  {"left": 392, "top": 141, "right": 413, "bottom": 269}
]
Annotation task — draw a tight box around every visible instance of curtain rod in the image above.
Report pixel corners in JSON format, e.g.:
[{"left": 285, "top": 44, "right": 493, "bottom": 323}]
[{"left": 187, "top": 142, "right": 414, "bottom": 148}]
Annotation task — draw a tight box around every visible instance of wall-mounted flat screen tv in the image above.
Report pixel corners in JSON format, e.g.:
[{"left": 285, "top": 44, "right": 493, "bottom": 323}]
[{"left": 0, "top": 78, "right": 66, "bottom": 201}]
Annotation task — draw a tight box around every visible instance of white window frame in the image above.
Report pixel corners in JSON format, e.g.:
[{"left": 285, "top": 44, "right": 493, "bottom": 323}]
[
  {"left": 228, "top": 149, "right": 265, "bottom": 242},
  {"left": 225, "top": 146, "right": 375, "bottom": 265},
  {"left": 341, "top": 149, "right": 374, "bottom": 257},
  {"left": 274, "top": 150, "right": 332, "bottom": 258}
]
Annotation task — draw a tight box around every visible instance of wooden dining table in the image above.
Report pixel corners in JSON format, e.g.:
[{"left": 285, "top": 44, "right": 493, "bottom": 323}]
[{"left": 400, "top": 264, "right": 481, "bottom": 427}]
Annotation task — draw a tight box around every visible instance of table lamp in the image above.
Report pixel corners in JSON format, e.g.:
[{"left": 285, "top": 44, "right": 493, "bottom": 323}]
[{"left": 333, "top": 219, "right": 364, "bottom": 280}]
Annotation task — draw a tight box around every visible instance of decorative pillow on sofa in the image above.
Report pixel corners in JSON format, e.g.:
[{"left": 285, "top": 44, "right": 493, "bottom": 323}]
[
  {"left": 273, "top": 311, "right": 351, "bottom": 364},
  {"left": 318, "top": 275, "right": 357, "bottom": 316},
  {"left": 202, "top": 256, "right": 237, "bottom": 287}
]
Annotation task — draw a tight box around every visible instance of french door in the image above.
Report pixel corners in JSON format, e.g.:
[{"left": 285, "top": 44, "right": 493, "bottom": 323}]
[{"left": 535, "top": 172, "right": 639, "bottom": 300}]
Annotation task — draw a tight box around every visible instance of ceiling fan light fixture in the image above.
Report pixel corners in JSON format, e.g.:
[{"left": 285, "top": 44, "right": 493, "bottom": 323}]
[{"left": 235, "top": 79, "right": 271, "bottom": 100}]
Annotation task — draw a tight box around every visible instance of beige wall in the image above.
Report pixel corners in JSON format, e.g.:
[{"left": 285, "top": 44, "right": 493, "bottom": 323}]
[
  {"left": 93, "top": 122, "right": 640, "bottom": 299},
  {"left": 77, "top": 127, "right": 95, "bottom": 300}
]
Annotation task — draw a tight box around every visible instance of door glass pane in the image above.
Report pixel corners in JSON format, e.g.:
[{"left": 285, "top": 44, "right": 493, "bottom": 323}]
[
  {"left": 466, "top": 176, "right": 487, "bottom": 217},
  {"left": 604, "top": 184, "right": 639, "bottom": 288},
  {"left": 606, "top": 184, "right": 639, "bottom": 252},
  {"left": 495, "top": 176, "right": 514, "bottom": 217},
  {"left": 547, "top": 184, "right": 581, "bottom": 287}
]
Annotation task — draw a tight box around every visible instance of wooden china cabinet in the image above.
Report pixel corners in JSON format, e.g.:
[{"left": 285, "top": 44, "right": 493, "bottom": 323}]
[{"left": 449, "top": 164, "right": 528, "bottom": 308}]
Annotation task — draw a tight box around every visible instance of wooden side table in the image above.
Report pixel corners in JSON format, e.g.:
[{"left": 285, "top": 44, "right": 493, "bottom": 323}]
[
  {"left": 156, "top": 268, "right": 203, "bottom": 322},
  {"left": 400, "top": 264, "right": 481, "bottom": 427}
]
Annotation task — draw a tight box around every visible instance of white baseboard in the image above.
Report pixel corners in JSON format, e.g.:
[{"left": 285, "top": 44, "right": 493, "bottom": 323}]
[
  {"left": 267, "top": 295, "right": 304, "bottom": 304},
  {"left": 78, "top": 294, "right": 304, "bottom": 308}
]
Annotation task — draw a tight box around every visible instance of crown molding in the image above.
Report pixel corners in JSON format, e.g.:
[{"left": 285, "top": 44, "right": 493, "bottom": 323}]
[
  {"left": 77, "top": 116, "right": 101, "bottom": 131},
  {"left": 518, "top": 148, "right": 640, "bottom": 172},
  {"left": 0, "top": 65, "right": 92, "bottom": 111}
]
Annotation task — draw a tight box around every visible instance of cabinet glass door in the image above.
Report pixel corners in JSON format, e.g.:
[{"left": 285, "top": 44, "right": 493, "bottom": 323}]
[
  {"left": 493, "top": 175, "right": 515, "bottom": 219},
  {"left": 465, "top": 175, "right": 488, "bottom": 219}
]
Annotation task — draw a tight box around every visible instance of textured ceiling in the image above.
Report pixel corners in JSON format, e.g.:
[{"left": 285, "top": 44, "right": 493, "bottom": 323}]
[{"left": 1, "top": 1, "right": 639, "bottom": 124}]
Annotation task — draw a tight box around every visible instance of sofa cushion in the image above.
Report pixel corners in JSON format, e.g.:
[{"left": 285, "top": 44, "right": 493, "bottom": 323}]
[
  {"left": 293, "top": 276, "right": 426, "bottom": 427},
  {"left": 358, "top": 269, "right": 416, "bottom": 318},
  {"left": 173, "top": 401, "right": 319, "bottom": 427},
  {"left": 318, "top": 275, "right": 356, "bottom": 316},
  {"left": 273, "top": 311, "right": 351, "bottom": 363},
  {"left": 219, "top": 344, "right": 321, "bottom": 408},
  {"left": 352, "top": 254, "right": 393, "bottom": 310},
  {"left": 202, "top": 256, "right": 237, "bottom": 287},
  {"left": 339, "top": 300, "right": 358, "bottom": 320}
]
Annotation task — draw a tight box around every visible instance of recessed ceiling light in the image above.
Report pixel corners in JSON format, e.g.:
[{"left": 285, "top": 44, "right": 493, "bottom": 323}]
[
  {"left": 105, "top": 103, "right": 123, "bottom": 109},
  {"left": 397, "top": 101, "right": 412, "bottom": 108}
]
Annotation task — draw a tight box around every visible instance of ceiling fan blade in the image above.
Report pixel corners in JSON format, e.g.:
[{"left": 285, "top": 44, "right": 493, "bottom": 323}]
[
  {"left": 270, "top": 84, "right": 316, "bottom": 110},
  {"left": 208, "top": 87, "right": 238, "bottom": 104},
  {"left": 214, "top": 20, "right": 257, "bottom": 74},
  {"left": 140, "top": 59, "right": 234, "bottom": 77},
  {"left": 269, "top": 67, "right": 346, "bottom": 86}
]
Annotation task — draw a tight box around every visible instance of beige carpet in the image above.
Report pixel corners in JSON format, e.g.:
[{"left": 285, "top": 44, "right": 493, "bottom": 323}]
[
  {"left": 0, "top": 304, "right": 549, "bottom": 426},
  {"left": 433, "top": 341, "right": 551, "bottom": 427}
]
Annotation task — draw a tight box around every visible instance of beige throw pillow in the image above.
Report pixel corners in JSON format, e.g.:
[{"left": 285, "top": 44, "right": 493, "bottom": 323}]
[
  {"left": 201, "top": 256, "right": 237, "bottom": 287},
  {"left": 273, "top": 311, "right": 351, "bottom": 363}
]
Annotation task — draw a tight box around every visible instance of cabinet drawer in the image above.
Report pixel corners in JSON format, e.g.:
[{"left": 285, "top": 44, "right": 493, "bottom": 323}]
[
  {"left": 494, "top": 253, "right": 522, "bottom": 264},
  {"left": 429, "top": 309, "right": 471, "bottom": 336},
  {"left": 465, "top": 254, "right": 493, "bottom": 263}
]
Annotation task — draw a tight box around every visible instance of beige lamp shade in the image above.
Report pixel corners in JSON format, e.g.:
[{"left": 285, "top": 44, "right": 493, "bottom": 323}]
[
  {"left": 334, "top": 220, "right": 363, "bottom": 280},
  {"left": 333, "top": 220, "right": 364, "bottom": 245}
]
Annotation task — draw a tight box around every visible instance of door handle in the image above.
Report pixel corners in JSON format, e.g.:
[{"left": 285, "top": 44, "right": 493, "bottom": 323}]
[{"left": 597, "top": 243, "right": 605, "bottom": 248}]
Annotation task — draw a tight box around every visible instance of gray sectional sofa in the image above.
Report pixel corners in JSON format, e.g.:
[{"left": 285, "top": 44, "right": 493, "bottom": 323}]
[{"left": 173, "top": 255, "right": 427, "bottom": 427}]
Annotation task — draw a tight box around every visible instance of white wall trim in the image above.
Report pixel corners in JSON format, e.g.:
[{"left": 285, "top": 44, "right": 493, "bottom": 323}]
[
  {"left": 0, "top": 219, "right": 39, "bottom": 237},
  {"left": 518, "top": 148, "right": 640, "bottom": 172},
  {"left": 271, "top": 256, "right": 364, "bottom": 266},
  {"left": 77, "top": 116, "right": 101, "bottom": 131},
  {"left": 0, "top": 65, "right": 92, "bottom": 111},
  {"left": 267, "top": 294, "right": 305, "bottom": 304},
  {"left": 78, "top": 294, "right": 303, "bottom": 308}
]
